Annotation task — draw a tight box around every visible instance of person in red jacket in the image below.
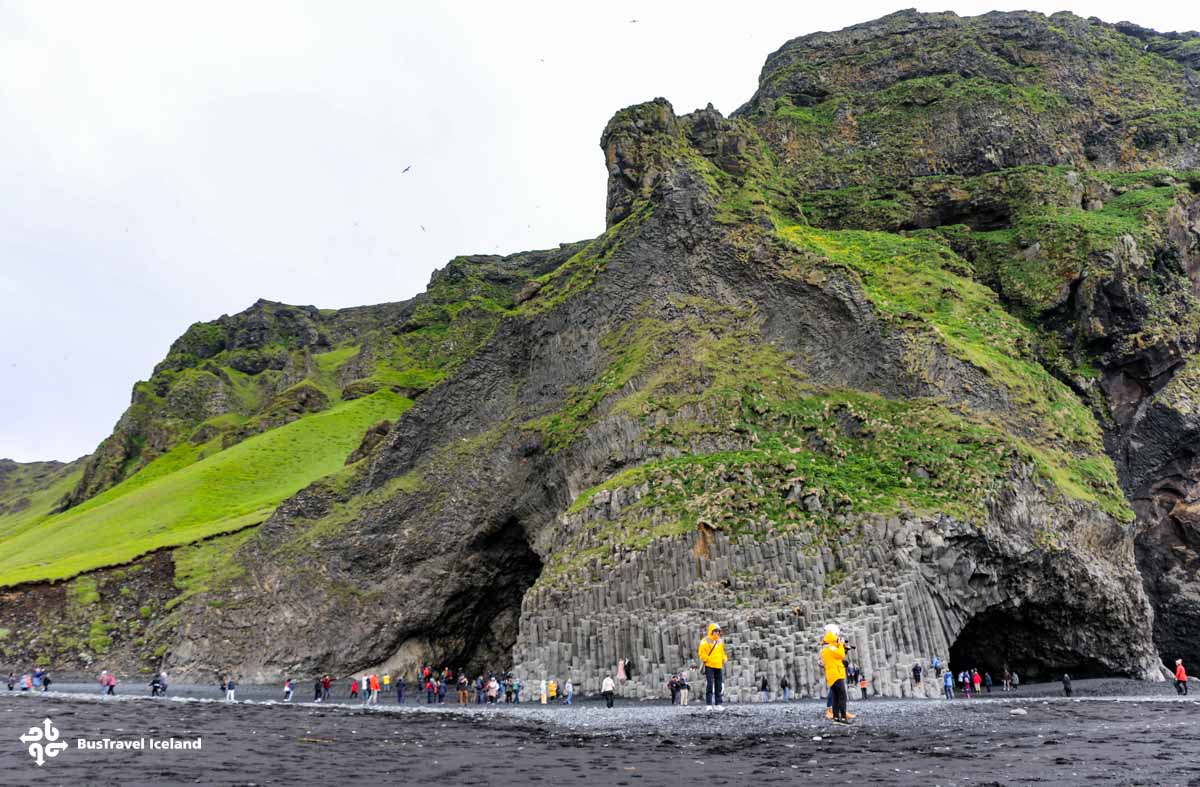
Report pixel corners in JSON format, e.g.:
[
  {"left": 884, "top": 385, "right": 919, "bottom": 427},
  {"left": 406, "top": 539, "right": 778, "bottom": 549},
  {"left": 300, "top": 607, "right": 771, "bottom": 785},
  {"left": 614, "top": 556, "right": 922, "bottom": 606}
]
[
  {"left": 349, "top": 678, "right": 359, "bottom": 699},
  {"left": 1175, "top": 659, "right": 1189, "bottom": 695}
]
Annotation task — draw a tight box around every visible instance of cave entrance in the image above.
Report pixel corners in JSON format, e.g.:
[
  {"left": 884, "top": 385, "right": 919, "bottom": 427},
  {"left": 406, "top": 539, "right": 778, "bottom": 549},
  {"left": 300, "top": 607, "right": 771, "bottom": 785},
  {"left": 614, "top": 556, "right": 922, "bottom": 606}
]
[
  {"left": 948, "top": 607, "right": 1114, "bottom": 682},
  {"left": 432, "top": 516, "right": 543, "bottom": 674}
]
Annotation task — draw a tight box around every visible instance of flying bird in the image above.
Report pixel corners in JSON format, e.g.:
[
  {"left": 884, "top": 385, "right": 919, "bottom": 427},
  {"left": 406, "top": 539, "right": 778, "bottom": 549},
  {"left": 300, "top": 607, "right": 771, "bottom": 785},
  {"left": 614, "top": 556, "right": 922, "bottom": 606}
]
[
  {"left": 420, "top": 225, "right": 426, "bottom": 232},
  {"left": 402, "top": 165, "right": 412, "bottom": 174},
  {"left": 629, "top": 19, "right": 638, "bottom": 23}
]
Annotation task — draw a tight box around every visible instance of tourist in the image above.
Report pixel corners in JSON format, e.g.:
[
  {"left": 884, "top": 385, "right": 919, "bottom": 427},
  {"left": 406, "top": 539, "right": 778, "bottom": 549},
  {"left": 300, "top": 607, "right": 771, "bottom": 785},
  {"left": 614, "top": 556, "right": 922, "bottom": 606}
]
[
  {"left": 99, "top": 669, "right": 110, "bottom": 696},
  {"left": 1175, "top": 659, "right": 1189, "bottom": 695},
  {"left": 369, "top": 673, "right": 381, "bottom": 705},
  {"left": 859, "top": 672, "right": 869, "bottom": 700},
  {"left": 912, "top": 662, "right": 923, "bottom": 688},
  {"left": 150, "top": 674, "right": 164, "bottom": 696},
  {"left": 972, "top": 669, "right": 982, "bottom": 695},
  {"left": 383, "top": 673, "right": 390, "bottom": 696},
  {"left": 283, "top": 678, "right": 293, "bottom": 702},
  {"left": 6, "top": 672, "right": 14, "bottom": 691},
  {"left": 780, "top": 675, "right": 791, "bottom": 702},
  {"left": 438, "top": 675, "right": 447, "bottom": 704},
  {"left": 32, "top": 668, "right": 43, "bottom": 690},
  {"left": 1062, "top": 673, "right": 1073, "bottom": 697},
  {"left": 41, "top": 671, "right": 52, "bottom": 692},
  {"left": 1011, "top": 671, "right": 1020, "bottom": 691},
  {"left": 396, "top": 675, "right": 406, "bottom": 704},
  {"left": 224, "top": 676, "right": 236, "bottom": 702},
  {"left": 961, "top": 671, "right": 972, "bottom": 699},
  {"left": 314, "top": 677, "right": 323, "bottom": 702},
  {"left": 361, "top": 675, "right": 370, "bottom": 704},
  {"left": 513, "top": 677, "right": 523, "bottom": 703},
  {"left": 22, "top": 673, "right": 32, "bottom": 691},
  {"left": 820, "top": 629, "right": 850, "bottom": 725},
  {"left": 350, "top": 677, "right": 360, "bottom": 701},
  {"left": 539, "top": 678, "right": 547, "bottom": 705},
  {"left": 159, "top": 672, "right": 169, "bottom": 695},
  {"left": 458, "top": 673, "right": 470, "bottom": 704},
  {"left": 984, "top": 672, "right": 993, "bottom": 693},
  {"left": 1002, "top": 668, "right": 1011, "bottom": 691},
  {"left": 476, "top": 675, "right": 486, "bottom": 704},
  {"left": 504, "top": 677, "right": 513, "bottom": 704},
  {"left": 322, "top": 675, "right": 332, "bottom": 701},
  {"left": 487, "top": 676, "right": 500, "bottom": 703},
  {"left": 564, "top": 679, "right": 574, "bottom": 705},
  {"left": 698, "top": 623, "right": 728, "bottom": 710},
  {"left": 943, "top": 669, "right": 954, "bottom": 700},
  {"left": 759, "top": 675, "right": 769, "bottom": 703},
  {"left": 932, "top": 655, "right": 941, "bottom": 678},
  {"left": 679, "top": 668, "right": 691, "bottom": 706},
  {"left": 548, "top": 678, "right": 558, "bottom": 702},
  {"left": 668, "top": 675, "right": 680, "bottom": 704},
  {"left": 602, "top": 674, "right": 615, "bottom": 708},
  {"left": 425, "top": 677, "right": 435, "bottom": 704}
]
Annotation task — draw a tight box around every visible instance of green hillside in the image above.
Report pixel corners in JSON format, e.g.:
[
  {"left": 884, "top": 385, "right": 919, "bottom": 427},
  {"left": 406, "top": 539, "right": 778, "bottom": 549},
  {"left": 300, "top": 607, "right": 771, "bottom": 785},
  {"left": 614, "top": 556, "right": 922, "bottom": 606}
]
[
  {"left": 0, "top": 389, "right": 410, "bottom": 586},
  {"left": 0, "top": 462, "right": 83, "bottom": 540}
]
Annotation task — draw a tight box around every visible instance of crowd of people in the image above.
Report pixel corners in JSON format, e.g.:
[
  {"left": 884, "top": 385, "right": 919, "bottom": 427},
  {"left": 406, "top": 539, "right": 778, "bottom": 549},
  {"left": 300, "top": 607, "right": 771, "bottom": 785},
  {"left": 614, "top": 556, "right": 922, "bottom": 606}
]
[
  {"left": 5, "top": 628, "right": 1191, "bottom": 718},
  {"left": 282, "top": 666, "right": 578, "bottom": 707},
  {"left": 5, "top": 667, "right": 52, "bottom": 692}
]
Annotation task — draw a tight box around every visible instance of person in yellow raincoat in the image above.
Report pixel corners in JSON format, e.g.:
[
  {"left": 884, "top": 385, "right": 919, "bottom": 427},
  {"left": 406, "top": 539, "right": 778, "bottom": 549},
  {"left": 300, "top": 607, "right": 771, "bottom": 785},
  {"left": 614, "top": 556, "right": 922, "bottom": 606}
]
[
  {"left": 697, "top": 623, "right": 728, "bottom": 709},
  {"left": 821, "top": 630, "right": 850, "bottom": 724}
]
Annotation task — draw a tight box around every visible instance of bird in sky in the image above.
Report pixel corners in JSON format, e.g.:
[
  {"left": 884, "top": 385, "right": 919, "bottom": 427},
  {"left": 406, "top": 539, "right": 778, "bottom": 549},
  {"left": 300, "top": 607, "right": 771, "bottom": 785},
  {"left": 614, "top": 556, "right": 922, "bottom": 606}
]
[
  {"left": 402, "top": 165, "right": 412, "bottom": 174},
  {"left": 420, "top": 225, "right": 426, "bottom": 232},
  {"left": 629, "top": 19, "right": 638, "bottom": 23}
]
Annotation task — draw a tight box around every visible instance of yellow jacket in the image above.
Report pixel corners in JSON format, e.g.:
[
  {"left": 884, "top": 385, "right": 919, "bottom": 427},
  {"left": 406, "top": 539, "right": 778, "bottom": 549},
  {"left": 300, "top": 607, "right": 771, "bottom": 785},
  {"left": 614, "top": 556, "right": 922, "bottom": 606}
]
[
  {"left": 698, "top": 624, "right": 727, "bottom": 669},
  {"left": 820, "top": 634, "right": 846, "bottom": 687}
]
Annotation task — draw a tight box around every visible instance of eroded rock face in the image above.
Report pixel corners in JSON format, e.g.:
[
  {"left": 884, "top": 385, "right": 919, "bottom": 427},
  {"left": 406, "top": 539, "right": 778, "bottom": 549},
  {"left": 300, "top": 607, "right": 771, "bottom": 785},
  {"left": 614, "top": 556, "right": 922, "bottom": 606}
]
[
  {"left": 515, "top": 465, "right": 1159, "bottom": 700},
  {"left": 738, "top": 9, "right": 1200, "bottom": 189}
]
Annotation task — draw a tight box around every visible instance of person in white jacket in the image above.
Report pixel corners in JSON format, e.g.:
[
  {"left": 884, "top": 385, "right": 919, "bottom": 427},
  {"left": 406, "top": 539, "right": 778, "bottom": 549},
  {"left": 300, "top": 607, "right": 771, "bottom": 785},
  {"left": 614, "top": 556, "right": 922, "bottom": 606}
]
[
  {"left": 540, "top": 679, "right": 548, "bottom": 704},
  {"left": 602, "top": 675, "right": 615, "bottom": 708}
]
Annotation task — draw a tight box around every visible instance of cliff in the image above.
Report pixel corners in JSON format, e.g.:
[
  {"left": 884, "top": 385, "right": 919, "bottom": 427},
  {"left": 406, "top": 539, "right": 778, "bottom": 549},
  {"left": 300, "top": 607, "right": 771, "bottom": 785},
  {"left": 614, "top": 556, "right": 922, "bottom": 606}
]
[{"left": 3, "top": 10, "right": 1200, "bottom": 698}]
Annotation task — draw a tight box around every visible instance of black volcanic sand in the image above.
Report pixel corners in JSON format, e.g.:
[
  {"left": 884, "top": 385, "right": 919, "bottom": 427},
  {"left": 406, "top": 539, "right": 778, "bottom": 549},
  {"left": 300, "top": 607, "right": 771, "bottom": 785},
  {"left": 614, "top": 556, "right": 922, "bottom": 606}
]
[{"left": 2, "top": 679, "right": 1198, "bottom": 786}]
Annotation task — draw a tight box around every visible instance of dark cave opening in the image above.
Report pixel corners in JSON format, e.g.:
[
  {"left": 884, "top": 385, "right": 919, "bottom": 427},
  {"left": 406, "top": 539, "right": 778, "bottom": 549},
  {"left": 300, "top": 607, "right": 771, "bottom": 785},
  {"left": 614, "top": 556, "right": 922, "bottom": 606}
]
[
  {"left": 431, "top": 516, "right": 543, "bottom": 674},
  {"left": 949, "top": 607, "right": 1115, "bottom": 682}
]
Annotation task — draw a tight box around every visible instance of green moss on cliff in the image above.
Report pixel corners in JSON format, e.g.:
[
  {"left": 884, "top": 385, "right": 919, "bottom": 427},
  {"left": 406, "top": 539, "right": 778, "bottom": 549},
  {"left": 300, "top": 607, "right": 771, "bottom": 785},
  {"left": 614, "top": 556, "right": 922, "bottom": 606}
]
[
  {"left": 518, "top": 204, "right": 653, "bottom": 315},
  {"left": 967, "top": 184, "right": 1182, "bottom": 312},
  {"left": 776, "top": 224, "right": 1107, "bottom": 457},
  {"left": 169, "top": 527, "right": 258, "bottom": 610},
  {"left": 527, "top": 298, "right": 806, "bottom": 453}
]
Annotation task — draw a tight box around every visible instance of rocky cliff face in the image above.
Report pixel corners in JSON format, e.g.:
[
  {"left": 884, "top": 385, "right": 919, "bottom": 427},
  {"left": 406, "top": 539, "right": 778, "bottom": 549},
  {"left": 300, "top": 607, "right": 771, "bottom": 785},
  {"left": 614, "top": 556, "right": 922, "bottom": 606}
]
[{"left": 5, "top": 9, "right": 1200, "bottom": 694}]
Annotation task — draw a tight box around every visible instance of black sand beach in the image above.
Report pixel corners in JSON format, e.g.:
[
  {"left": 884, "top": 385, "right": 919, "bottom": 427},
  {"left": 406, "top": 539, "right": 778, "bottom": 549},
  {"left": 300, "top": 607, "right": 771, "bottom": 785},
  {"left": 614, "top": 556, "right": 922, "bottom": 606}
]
[{"left": 3, "top": 679, "right": 1198, "bottom": 785}]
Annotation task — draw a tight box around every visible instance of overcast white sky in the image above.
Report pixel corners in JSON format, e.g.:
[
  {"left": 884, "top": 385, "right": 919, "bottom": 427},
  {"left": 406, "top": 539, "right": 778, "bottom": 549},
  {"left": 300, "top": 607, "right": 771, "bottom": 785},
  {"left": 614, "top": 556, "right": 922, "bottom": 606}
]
[{"left": 1, "top": 1, "right": 1197, "bottom": 462}]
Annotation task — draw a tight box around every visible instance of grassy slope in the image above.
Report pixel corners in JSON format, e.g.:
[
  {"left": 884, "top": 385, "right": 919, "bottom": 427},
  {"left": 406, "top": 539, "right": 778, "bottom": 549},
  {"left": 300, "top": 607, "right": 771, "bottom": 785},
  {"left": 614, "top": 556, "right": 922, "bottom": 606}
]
[
  {"left": 0, "top": 465, "right": 83, "bottom": 541},
  {"left": 0, "top": 389, "right": 411, "bottom": 587}
]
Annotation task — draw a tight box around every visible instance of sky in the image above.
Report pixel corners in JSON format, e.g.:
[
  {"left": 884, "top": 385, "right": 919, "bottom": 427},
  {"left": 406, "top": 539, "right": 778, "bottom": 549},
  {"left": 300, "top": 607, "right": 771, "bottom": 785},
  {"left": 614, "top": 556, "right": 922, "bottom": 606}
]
[{"left": 1, "top": 1, "right": 1198, "bottom": 462}]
